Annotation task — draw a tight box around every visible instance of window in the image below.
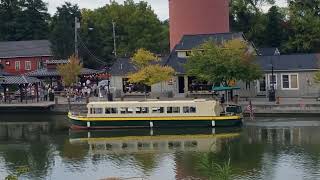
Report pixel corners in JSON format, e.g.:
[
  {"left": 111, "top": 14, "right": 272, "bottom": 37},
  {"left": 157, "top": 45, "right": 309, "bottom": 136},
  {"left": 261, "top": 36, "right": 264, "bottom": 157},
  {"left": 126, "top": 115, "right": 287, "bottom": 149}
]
[
  {"left": 120, "top": 107, "right": 133, "bottom": 114},
  {"left": 186, "top": 51, "right": 192, "bottom": 56},
  {"left": 90, "top": 108, "right": 103, "bottom": 114},
  {"left": 167, "top": 107, "right": 180, "bottom": 113},
  {"left": 25, "top": 61, "right": 31, "bottom": 70},
  {"left": 282, "top": 74, "right": 298, "bottom": 89},
  {"left": 183, "top": 106, "right": 197, "bottom": 113},
  {"left": 136, "top": 107, "right": 149, "bottom": 114},
  {"left": 152, "top": 107, "right": 164, "bottom": 113},
  {"left": 15, "top": 61, "right": 20, "bottom": 71},
  {"left": 105, "top": 108, "right": 118, "bottom": 114}
]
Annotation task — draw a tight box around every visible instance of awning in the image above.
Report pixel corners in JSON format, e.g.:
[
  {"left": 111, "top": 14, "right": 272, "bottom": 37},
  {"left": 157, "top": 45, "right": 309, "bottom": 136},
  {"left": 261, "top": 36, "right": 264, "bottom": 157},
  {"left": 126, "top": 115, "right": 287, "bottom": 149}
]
[
  {"left": 0, "top": 76, "right": 41, "bottom": 85},
  {"left": 212, "top": 86, "right": 241, "bottom": 91}
]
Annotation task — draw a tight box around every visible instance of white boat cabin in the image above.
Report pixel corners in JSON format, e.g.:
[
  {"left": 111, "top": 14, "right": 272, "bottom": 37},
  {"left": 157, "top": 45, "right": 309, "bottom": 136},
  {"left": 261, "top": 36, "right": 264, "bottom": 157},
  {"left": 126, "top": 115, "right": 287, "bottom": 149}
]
[{"left": 86, "top": 99, "right": 222, "bottom": 118}]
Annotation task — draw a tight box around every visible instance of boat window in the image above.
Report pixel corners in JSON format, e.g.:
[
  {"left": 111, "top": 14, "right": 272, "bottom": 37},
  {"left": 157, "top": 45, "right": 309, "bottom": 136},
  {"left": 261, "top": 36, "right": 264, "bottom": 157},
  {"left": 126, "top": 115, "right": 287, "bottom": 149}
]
[
  {"left": 91, "top": 108, "right": 103, "bottom": 114},
  {"left": 183, "top": 106, "right": 197, "bottom": 113},
  {"left": 105, "top": 108, "right": 118, "bottom": 114},
  {"left": 152, "top": 107, "right": 164, "bottom": 113},
  {"left": 167, "top": 107, "right": 180, "bottom": 113},
  {"left": 136, "top": 107, "right": 149, "bottom": 114},
  {"left": 120, "top": 107, "right": 133, "bottom": 114}
]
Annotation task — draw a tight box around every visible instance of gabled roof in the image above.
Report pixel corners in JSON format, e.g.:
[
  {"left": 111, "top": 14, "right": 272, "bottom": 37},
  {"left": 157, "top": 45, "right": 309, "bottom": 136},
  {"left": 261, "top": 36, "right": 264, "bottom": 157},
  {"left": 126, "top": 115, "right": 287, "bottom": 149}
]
[
  {"left": 175, "top": 32, "right": 245, "bottom": 51},
  {"left": 257, "top": 54, "right": 320, "bottom": 71},
  {"left": 0, "top": 40, "right": 52, "bottom": 58},
  {"left": 258, "top": 47, "right": 280, "bottom": 56},
  {"left": 110, "top": 57, "right": 168, "bottom": 76},
  {"left": 110, "top": 58, "right": 137, "bottom": 76},
  {"left": 0, "top": 76, "right": 41, "bottom": 85},
  {"left": 166, "top": 32, "right": 246, "bottom": 74}
]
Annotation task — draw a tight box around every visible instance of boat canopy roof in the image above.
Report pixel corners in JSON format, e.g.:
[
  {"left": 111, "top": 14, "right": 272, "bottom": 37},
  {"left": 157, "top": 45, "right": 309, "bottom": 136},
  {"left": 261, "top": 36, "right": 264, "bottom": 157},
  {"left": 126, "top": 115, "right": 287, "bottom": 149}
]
[
  {"left": 212, "top": 86, "right": 240, "bottom": 91},
  {"left": 88, "top": 99, "right": 215, "bottom": 106}
]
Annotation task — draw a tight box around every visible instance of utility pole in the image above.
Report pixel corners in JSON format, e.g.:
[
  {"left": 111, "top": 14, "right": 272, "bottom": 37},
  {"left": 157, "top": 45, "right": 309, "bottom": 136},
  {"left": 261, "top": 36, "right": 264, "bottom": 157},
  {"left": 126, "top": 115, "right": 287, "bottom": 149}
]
[
  {"left": 112, "top": 21, "right": 117, "bottom": 57},
  {"left": 74, "top": 17, "right": 79, "bottom": 57}
]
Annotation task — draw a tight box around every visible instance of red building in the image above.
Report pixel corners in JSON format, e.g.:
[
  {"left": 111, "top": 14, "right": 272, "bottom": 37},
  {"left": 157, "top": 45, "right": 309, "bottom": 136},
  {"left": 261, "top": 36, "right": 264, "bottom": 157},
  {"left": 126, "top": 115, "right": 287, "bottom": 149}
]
[
  {"left": 0, "top": 40, "right": 52, "bottom": 75},
  {"left": 169, "top": 0, "right": 230, "bottom": 50}
]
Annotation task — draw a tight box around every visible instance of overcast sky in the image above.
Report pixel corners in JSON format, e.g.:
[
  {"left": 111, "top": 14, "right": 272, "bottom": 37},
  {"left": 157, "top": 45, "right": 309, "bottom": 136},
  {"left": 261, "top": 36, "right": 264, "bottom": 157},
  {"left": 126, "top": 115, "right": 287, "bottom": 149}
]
[{"left": 46, "top": 0, "right": 287, "bottom": 20}]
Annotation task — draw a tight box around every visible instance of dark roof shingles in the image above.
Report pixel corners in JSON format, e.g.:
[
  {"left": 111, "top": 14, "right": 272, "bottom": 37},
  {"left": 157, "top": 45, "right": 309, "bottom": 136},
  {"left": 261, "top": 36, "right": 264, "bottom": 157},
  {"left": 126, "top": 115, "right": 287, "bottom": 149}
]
[
  {"left": 175, "top": 32, "right": 244, "bottom": 51},
  {"left": 257, "top": 54, "right": 320, "bottom": 71},
  {"left": 0, "top": 40, "right": 52, "bottom": 58}
]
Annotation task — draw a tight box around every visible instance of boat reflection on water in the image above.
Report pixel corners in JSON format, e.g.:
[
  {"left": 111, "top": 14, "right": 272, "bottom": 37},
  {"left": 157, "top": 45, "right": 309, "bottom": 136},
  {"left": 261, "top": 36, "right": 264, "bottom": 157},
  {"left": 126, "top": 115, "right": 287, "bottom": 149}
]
[{"left": 69, "top": 128, "right": 241, "bottom": 154}]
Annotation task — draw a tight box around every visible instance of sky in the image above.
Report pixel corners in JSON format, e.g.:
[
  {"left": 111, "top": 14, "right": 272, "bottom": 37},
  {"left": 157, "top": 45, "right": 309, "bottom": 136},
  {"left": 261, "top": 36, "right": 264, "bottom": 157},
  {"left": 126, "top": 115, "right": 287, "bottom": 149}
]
[{"left": 45, "top": 0, "right": 287, "bottom": 20}]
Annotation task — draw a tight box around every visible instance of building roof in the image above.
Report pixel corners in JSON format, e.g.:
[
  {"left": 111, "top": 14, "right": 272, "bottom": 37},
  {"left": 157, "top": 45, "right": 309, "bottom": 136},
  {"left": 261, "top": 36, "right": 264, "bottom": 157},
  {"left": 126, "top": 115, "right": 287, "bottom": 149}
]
[
  {"left": 110, "top": 57, "right": 167, "bottom": 76},
  {"left": 257, "top": 54, "right": 320, "bottom": 71},
  {"left": 175, "top": 32, "right": 245, "bottom": 51},
  {"left": 0, "top": 40, "right": 52, "bottom": 58},
  {"left": 258, "top": 47, "right": 280, "bottom": 56},
  {"left": 110, "top": 58, "right": 137, "bottom": 76},
  {"left": 25, "top": 68, "right": 103, "bottom": 77},
  {"left": 166, "top": 32, "right": 246, "bottom": 74},
  {"left": 0, "top": 76, "right": 41, "bottom": 85}
]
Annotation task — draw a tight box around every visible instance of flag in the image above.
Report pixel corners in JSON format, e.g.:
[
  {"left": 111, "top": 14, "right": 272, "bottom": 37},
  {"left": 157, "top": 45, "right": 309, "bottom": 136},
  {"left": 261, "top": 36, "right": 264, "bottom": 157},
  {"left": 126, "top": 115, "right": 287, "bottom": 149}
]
[{"left": 246, "top": 100, "right": 254, "bottom": 121}]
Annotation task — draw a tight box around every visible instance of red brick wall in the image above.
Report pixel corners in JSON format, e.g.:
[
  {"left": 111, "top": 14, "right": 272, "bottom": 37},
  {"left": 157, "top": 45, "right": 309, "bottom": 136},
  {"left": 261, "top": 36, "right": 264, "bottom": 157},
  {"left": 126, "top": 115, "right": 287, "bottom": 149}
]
[
  {"left": 0, "top": 56, "right": 51, "bottom": 75},
  {"left": 169, "top": 0, "right": 230, "bottom": 50}
]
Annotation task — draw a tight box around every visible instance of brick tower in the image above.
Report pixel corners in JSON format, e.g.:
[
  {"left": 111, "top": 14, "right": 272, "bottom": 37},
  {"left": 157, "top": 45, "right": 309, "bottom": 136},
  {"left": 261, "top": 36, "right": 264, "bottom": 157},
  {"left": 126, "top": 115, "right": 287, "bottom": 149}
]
[{"left": 169, "top": 0, "right": 230, "bottom": 50}]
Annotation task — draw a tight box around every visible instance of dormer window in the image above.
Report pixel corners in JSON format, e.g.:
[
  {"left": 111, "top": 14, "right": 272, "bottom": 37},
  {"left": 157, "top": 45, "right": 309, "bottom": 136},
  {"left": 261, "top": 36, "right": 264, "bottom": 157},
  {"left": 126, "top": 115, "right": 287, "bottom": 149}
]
[{"left": 177, "top": 51, "right": 192, "bottom": 58}]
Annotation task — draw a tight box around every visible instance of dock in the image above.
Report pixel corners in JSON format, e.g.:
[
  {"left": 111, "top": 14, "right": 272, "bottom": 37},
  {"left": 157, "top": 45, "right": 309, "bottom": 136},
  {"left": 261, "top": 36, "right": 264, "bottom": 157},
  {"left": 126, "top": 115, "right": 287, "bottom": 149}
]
[{"left": 0, "top": 102, "right": 55, "bottom": 112}]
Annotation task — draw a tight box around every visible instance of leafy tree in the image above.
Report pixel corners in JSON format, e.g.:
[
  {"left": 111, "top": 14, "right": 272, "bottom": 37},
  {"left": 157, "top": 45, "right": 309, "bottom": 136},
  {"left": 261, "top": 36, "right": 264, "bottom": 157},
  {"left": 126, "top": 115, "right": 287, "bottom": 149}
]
[
  {"left": 57, "top": 55, "right": 82, "bottom": 87},
  {"left": 0, "top": 0, "right": 22, "bottom": 40},
  {"left": 79, "top": 0, "right": 169, "bottom": 67},
  {"left": 128, "top": 48, "right": 175, "bottom": 96},
  {"left": 15, "top": 0, "right": 50, "bottom": 40},
  {"left": 50, "top": 2, "right": 81, "bottom": 59},
  {"left": 264, "top": 6, "right": 288, "bottom": 48},
  {"left": 185, "top": 39, "right": 261, "bottom": 86},
  {"left": 0, "top": 0, "right": 49, "bottom": 41},
  {"left": 284, "top": 0, "right": 320, "bottom": 53}
]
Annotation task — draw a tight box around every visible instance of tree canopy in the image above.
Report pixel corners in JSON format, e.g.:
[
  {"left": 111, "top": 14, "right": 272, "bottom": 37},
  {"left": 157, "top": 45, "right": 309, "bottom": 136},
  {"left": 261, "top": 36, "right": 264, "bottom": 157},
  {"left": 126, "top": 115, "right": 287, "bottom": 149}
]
[
  {"left": 49, "top": 2, "right": 81, "bottom": 59},
  {"left": 0, "top": 0, "right": 49, "bottom": 41},
  {"left": 128, "top": 48, "right": 174, "bottom": 87},
  {"left": 79, "top": 0, "right": 169, "bottom": 67},
  {"left": 185, "top": 39, "right": 262, "bottom": 85},
  {"left": 57, "top": 55, "right": 82, "bottom": 87}
]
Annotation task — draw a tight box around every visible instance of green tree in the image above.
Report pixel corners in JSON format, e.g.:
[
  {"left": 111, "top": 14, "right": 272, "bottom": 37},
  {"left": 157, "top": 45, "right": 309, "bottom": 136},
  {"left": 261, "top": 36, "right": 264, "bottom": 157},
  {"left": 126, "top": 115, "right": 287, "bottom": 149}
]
[
  {"left": 0, "top": 0, "right": 49, "bottom": 41},
  {"left": 284, "top": 0, "right": 320, "bottom": 53},
  {"left": 264, "top": 6, "right": 288, "bottom": 48},
  {"left": 185, "top": 39, "right": 261, "bottom": 85},
  {"left": 50, "top": 2, "right": 81, "bottom": 59},
  {"left": 57, "top": 55, "right": 82, "bottom": 87},
  {"left": 0, "top": 0, "right": 22, "bottom": 40},
  {"left": 128, "top": 48, "right": 174, "bottom": 97},
  {"left": 15, "top": 0, "right": 50, "bottom": 40},
  {"left": 79, "top": 0, "right": 169, "bottom": 67}
]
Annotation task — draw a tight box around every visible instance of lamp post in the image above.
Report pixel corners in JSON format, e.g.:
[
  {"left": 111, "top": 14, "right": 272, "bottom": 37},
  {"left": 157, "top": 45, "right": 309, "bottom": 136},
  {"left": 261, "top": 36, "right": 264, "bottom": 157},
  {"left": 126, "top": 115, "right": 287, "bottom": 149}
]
[{"left": 269, "top": 60, "right": 276, "bottom": 102}]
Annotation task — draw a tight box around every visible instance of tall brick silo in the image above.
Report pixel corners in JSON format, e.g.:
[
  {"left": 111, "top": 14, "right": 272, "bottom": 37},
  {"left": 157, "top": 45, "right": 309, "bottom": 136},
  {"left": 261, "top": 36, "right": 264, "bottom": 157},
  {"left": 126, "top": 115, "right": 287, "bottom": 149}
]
[{"left": 169, "top": 0, "right": 230, "bottom": 50}]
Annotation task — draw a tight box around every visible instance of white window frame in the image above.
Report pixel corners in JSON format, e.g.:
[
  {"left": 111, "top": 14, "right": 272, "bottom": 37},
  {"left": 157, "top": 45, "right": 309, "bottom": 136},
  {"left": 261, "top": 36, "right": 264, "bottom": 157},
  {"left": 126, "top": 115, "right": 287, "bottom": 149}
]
[
  {"left": 281, "top": 73, "right": 299, "bottom": 90},
  {"left": 25, "top": 61, "right": 31, "bottom": 70},
  {"left": 15, "top": 61, "right": 20, "bottom": 71}
]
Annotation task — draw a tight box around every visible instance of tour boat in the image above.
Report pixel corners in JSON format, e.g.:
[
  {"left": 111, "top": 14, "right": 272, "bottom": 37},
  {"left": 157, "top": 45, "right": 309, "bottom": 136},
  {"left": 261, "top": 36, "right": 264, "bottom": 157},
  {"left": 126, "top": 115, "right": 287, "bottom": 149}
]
[{"left": 68, "top": 99, "right": 243, "bottom": 130}]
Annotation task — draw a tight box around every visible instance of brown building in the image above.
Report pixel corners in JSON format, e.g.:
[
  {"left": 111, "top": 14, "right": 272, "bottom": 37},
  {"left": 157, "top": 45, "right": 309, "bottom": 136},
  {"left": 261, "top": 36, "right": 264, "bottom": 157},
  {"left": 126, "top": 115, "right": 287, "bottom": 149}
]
[{"left": 169, "top": 0, "right": 230, "bottom": 49}]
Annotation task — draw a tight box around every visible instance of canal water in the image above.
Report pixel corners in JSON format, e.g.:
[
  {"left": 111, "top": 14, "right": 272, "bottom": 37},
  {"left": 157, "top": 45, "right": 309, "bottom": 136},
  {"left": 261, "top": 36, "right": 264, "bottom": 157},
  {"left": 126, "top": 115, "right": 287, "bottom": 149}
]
[{"left": 1, "top": 114, "right": 320, "bottom": 180}]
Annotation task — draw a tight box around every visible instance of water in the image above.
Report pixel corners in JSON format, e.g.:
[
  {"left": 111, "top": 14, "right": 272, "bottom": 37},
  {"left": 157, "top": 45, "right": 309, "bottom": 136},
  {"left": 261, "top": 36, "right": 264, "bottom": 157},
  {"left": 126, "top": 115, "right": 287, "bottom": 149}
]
[{"left": 1, "top": 114, "right": 320, "bottom": 180}]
